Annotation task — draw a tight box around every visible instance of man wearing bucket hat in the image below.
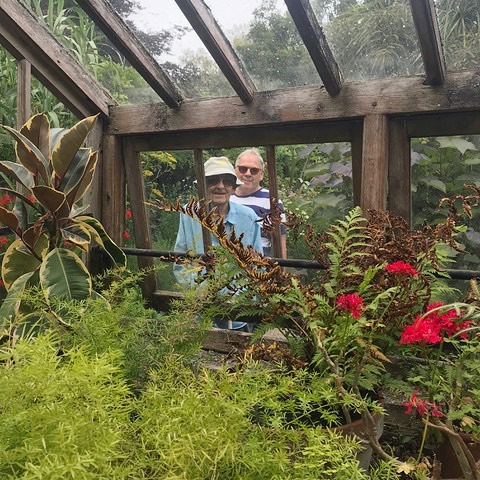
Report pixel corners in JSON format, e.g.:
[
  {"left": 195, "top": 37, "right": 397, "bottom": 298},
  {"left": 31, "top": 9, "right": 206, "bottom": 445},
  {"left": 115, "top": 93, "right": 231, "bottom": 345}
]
[{"left": 173, "top": 157, "right": 263, "bottom": 330}]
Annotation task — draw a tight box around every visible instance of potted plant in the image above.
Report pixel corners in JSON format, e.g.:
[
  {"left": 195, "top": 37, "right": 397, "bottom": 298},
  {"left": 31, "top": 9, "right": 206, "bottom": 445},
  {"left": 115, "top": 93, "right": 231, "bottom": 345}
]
[{"left": 156, "top": 187, "right": 480, "bottom": 476}]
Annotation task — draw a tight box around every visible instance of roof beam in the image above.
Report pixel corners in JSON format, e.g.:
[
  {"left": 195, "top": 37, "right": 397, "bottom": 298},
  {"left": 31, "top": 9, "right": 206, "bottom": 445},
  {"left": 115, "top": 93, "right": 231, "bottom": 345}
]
[
  {"left": 175, "top": 0, "right": 256, "bottom": 104},
  {"left": 0, "top": 1, "right": 112, "bottom": 118},
  {"left": 284, "top": 0, "right": 342, "bottom": 96},
  {"left": 107, "top": 70, "right": 480, "bottom": 135},
  {"left": 76, "top": 0, "right": 183, "bottom": 108},
  {"left": 409, "top": 0, "right": 446, "bottom": 85}
]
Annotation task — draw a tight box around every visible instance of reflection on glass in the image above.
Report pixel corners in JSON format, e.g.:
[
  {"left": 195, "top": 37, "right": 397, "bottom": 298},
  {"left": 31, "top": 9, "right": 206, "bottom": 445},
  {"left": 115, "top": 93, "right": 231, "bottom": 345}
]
[
  {"left": 412, "top": 135, "right": 480, "bottom": 271},
  {"left": 313, "top": 0, "right": 422, "bottom": 81}
]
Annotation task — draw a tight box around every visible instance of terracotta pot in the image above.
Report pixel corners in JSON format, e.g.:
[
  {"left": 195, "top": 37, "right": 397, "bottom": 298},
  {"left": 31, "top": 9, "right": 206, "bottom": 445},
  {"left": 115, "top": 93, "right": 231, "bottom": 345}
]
[
  {"left": 331, "top": 409, "right": 384, "bottom": 470},
  {"left": 435, "top": 432, "right": 480, "bottom": 479}
]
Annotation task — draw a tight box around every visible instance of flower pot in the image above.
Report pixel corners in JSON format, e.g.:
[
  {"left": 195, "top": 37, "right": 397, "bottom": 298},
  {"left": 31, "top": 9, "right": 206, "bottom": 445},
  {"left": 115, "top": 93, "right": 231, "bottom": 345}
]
[
  {"left": 332, "top": 409, "right": 384, "bottom": 470},
  {"left": 435, "top": 432, "right": 480, "bottom": 479}
]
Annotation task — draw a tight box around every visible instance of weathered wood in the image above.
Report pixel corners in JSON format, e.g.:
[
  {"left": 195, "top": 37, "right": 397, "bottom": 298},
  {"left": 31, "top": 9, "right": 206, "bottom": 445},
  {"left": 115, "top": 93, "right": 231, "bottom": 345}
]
[
  {"left": 128, "top": 121, "right": 355, "bottom": 151},
  {"left": 76, "top": 0, "right": 182, "bottom": 109},
  {"left": 16, "top": 59, "right": 31, "bottom": 127},
  {"left": 265, "top": 145, "right": 283, "bottom": 258},
  {"left": 0, "top": 1, "right": 112, "bottom": 118},
  {"left": 175, "top": 0, "right": 255, "bottom": 104},
  {"left": 350, "top": 123, "right": 363, "bottom": 207},
  {"left": 361, "top": 115, "right": 388, "bottom": 211},
  {"left": 123, "top": 139, "right": 156, "bottom": 297},
  {"left": 101, "top": 135, "right": 125, "bottom": 244},
  {"left": 285, "top": 0, "right": 342, "bottom": 96},
  {"left": 406, "top": 111, "right": 480, "bottom": 137},
  {"left": 84, "top": 120, "right": 104, "bottom": 221},
  {"left": 388, "top": 119, "right": 411, "bottom": 224},
  {"left": 409, "top": 0, "right": 446, "bottom": 85},
  {"left": 107, "top": 71, "right": 480, "bottom": 136}
]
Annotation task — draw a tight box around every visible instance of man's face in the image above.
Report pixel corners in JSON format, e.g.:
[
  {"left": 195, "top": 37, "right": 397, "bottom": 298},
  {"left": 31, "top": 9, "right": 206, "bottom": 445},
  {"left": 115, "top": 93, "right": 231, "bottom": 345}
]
[
  {"left": 235, "top": 153, "right": 264, "bottom": 190},
  {"left": 206, "top": 174, "right": 236, "bottom": 207}
]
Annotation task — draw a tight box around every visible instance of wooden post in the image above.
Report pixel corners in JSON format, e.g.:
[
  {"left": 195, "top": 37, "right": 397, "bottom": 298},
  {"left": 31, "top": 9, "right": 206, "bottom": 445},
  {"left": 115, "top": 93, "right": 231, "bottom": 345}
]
[
  {"left": 361, "top": 115, "right": 389, "bottom": 211},
  {"left": 123, "top": 138, "right": 156, "bottom": 298},
  {"left": 350, "top": 122, "right": 363, "bottom": 207},
  {"left": 389, "top": 119, "right": 411, "bottom": 224},
  {"left": 265, "top": 145, "right": 283, "bottom": 258},
  {"left": 16, "top": 59, "right": 31, "bottom": 127},
  {"left": 194, "top": 148, "right": 211, "bottom": 251}
]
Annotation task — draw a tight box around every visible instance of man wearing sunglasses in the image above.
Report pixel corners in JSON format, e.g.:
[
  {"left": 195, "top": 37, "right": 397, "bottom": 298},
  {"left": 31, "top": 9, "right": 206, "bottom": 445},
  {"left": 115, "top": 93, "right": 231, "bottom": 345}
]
[
  {"left": 174, "top": 156, "right": 263, "bottom": 287},
  {"left": 231, "top": 149, "right": 287, "bottom": 257}
]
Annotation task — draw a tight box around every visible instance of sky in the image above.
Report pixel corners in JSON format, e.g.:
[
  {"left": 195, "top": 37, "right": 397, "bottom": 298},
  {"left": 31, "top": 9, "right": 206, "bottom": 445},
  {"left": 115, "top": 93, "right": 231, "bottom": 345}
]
[{"left": 130, "top": 0, "right": 285, "bottom": 60}]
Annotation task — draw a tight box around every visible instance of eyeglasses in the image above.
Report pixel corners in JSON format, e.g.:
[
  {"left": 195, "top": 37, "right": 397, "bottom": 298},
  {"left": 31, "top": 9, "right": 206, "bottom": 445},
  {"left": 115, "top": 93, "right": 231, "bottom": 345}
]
[
  {"left": 236, "top": 166, "right": 262, "bottom": 175},
  {"left": 206, "top": 175, "right": 236, "bottom": 187}
]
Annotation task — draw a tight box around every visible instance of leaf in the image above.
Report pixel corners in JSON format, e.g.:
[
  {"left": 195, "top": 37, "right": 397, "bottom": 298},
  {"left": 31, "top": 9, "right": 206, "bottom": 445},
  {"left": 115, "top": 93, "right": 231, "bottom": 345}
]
[
  {"left": 2, "top": 125, "right": 49, "bottom": 183},
  {"left": 76, "top": 216, "right": 126, "bottom": 267},
  {"left": 0, "top": 161, "right": 35, "bottom": 189},
  {"left": 40, "top": 248, "right": 92, "bottom": 301},
  {"left": 436, "top": 136, "right": 476, "bottom": 154},
  {"left": 20, "top": 113, "right": 51, "bottom": 161},
  {"left": 0, "top": 271, "right": 35, "bottom": 330},
  {"left": 0, "top": 206, "right": 20, "bottom": 232},
  {"left": 31, "top": 186, "right": 67, "bottom": 213},
  {"left": 65, "top": 150, "right": 98, "bottom": 207},
  {"left": 1, "top": 237, "right": 44, "bottom": 289},
  {"left": 51, "top": 114, "right": 98, "bottom": 180},
  {"left": 396, "top": 461, "right": 416, "bottom": 474},
  {"left": 61, "top": 224, "right": 91, "bottom": 249}
]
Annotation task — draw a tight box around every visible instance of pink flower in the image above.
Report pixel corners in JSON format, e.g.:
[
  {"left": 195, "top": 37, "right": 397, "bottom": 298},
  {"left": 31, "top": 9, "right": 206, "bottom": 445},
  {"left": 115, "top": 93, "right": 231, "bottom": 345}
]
[
  {"left": 336, "top": 293, "right": 364, "bottom": 319},
  {"left": 385, "top": 261, "right": 419, "bottom": 276}
]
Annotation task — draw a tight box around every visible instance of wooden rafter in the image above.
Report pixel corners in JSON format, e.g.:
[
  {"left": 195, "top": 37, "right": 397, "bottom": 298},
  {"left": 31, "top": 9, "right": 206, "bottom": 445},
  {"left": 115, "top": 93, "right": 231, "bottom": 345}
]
[
  {"left": 107, "top": 70, "right": 480, "bottom": 136},
  {"left": 0, "top": 1, "right": 112, "bottom": 118},
  {"left": 409, "top": 0, "right": 446, "bottom": 85},
  {"left": 76, "top": 0, "right": 182, "bottom": 109},
  {"left": 284, "top": 0, "right": 342, "bottom": 96},
  {"left": 175, "top": 0, "right": 256, "bottom": 104}
]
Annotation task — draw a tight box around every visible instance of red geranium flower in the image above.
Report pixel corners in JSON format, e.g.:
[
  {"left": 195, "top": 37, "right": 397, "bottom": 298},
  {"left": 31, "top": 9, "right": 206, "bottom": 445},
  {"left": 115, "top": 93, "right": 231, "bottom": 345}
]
[
  {"left": 0, "top": 236, "right": 9, "bottom": 246},
  {"left": 125, "top": 210, "right": 132, "bottom": 219},
  {"left": 0, "top": 194, "right": 12, "bottom": 206},
  {"left": 385, "top": 261, "right": 419, "bottom": 276},
  {"left": 336, "top": 293, "right": 364, "bottom": 319},
  {"left": 123, "top": 230, "right": 130, "bottom": 240}
]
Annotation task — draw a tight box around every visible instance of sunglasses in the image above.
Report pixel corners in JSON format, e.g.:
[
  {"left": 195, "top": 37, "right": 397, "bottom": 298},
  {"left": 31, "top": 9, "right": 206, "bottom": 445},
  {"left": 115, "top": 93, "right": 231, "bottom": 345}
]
[
  {"left": 236, "top": 166, "right": 262, "bottom": 175},
  {"left": 206, "top": 175, "right": 237, "bottom": 187}
]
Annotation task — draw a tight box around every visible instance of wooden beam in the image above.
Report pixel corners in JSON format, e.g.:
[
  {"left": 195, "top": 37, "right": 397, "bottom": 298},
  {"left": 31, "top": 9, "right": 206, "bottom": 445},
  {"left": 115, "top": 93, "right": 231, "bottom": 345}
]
[
  {"left": 101, "top": 135, "right": 125, "bottom": 244},
  {"left": 265, "top": 145, "right": 283, "bottom": 258},
  {"left": 0, "top": 1, "right": 112, "bottom": 118},
  {"left": 122, "top": 139, "right": 156, "bottom": 298},
  {"left": 406, "top": 111, "right": 480, "bottom": 137},
  {"left": 361, "top": 115, "right": 388, "bottom": 211},
  {"left": 388, "top": 119, "right": 411, "bottom": 224},
  {"left": 76, "top": 0, "right": 182, "bottom": 109},
  {"left": 409, "top": 0, "right": 446, "bottom": 85},
  {"left": 193, "top": 148, "right": 212, "bottom": 251},
  {"left": 350, "top": 122, "right": 363, "bottom": 207},
  {"left": 284, "top": 0, "right": 342, "bottom": 96},
  {"left": 175, "top": 0, "right": 256, "bottom": 104},
  {"left": 16, "top": 59, "right": 31, "bottom": 127},
  {"left": 107, "top": 70, "right": 480, "bottom": 136},
  {"left": 128, "top": 121, "right": 355, "bottom": 151}
]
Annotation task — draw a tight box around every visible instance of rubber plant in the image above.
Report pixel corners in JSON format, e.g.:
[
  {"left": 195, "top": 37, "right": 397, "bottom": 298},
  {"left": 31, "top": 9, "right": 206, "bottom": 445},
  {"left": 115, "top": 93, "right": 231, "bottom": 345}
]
[{"left": 0, "top": 113, "right": 126, "bottom": 327}]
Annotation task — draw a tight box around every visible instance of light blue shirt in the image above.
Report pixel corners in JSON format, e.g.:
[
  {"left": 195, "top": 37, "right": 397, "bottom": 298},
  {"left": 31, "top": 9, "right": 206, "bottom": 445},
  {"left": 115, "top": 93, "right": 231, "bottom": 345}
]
[{"left": 173, "top": 201, "right": 263, "bottom": 287}]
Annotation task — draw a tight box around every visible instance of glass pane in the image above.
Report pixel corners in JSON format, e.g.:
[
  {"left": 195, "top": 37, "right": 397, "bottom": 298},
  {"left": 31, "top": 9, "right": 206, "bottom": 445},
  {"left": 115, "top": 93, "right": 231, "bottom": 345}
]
[
  {"left": 435, "top": 0, "right": 480, "bottom": 70},
  {"left": 412, "top": 135, "right": 480, "bottom": 274},
  {"left": 205, "top": 0, "right": 320, "bottom": 90},
  {"left": 313, "top": 0, "right": 423, "bottom": 80},
  {"left": 0, "top": 47, "right": 18, "bottom": 127},
  {"left": 129, "top": 0, "right": 235, "bottom": 98}
]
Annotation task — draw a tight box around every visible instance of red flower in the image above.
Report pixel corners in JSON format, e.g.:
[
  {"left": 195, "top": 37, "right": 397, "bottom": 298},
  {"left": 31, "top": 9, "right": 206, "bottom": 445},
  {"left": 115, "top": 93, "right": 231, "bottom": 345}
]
[
  {"left": 400, "top": 302, "right": 470, "bottom": 344},
  {"left": 0, "top": 236, "right": 9, "bottom": 246},
  {"left": 385, "top": 261, "right": 419, "bottom": 276},
  {"left": 0, "top": 194, "right": 12, "bottom": 206},
  {"left": 123, "top": 230, "right": 130, "bottom": 240},
  {"left": 403, "top": 391, "right": 444, "bottom": 418},
  {"left": 336, "top": 293, "right": 364, "bottom": 319},
  {"left": 125, "top": 210, "right": 132, "bottom": 219},
  {"left": 0, "top": 279, "right": 4, "bottom": 288},
  {"left": 28, "top": 195, "right": 37, "bottom": 203}
]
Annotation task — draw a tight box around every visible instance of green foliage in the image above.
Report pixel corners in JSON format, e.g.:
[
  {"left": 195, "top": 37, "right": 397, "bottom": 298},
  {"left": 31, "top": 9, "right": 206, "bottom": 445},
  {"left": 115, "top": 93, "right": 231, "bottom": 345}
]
[{"left": 0, "top": 114, "right": 125, "bottom": 330}]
